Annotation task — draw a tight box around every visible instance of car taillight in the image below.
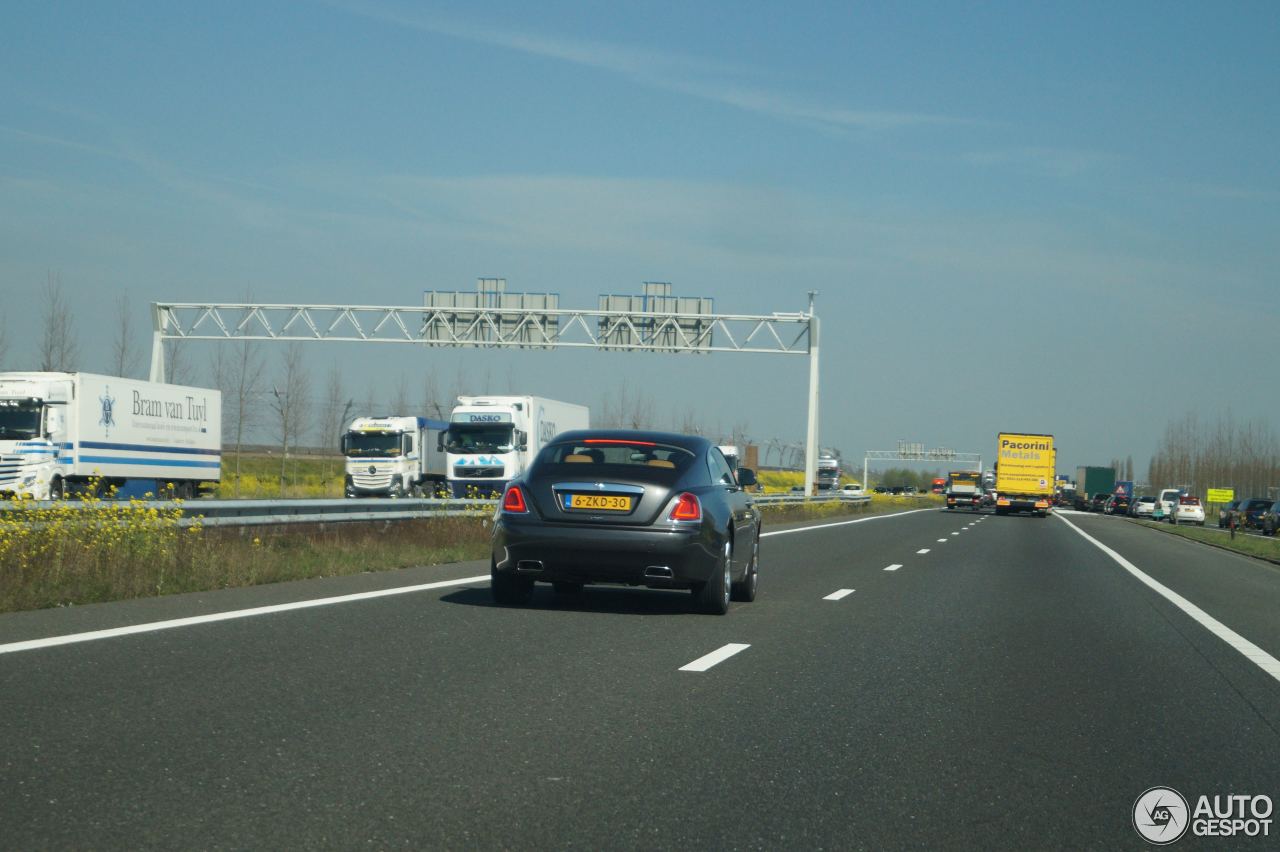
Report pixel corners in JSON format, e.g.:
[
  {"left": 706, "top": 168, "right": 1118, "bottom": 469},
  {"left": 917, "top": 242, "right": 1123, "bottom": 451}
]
[
  {"left": 670, "top": 492, "right": 701, "bottom": 522},
  {"left": 502, "top": 485, "right": 528, "bottom": 513}
]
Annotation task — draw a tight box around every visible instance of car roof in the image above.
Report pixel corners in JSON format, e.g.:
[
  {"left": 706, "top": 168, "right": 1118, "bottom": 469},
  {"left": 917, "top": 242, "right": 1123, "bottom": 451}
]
[{"left": 549, "top": 429, "right": 712, "bottom": 453}]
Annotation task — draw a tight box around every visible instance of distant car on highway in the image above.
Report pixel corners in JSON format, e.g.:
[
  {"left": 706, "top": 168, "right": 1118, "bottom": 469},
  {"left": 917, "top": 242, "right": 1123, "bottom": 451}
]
[
  {"left": 1089, "top": 493, "right": 1110, "bottom": 512},
  {"left": 1104, "top": 494, "right": 1131, "bottom": 515},
  {"left": 840, "top": 482, "right": 865, "bottom": 497},
  {"left": 1130, "top": 495, "right": 1156, "bottom": 518},
  {"left": 1217, "top": 499, "right": 1241, "bottom": 528},
  {"left": 1153, "top": 488, "right": 1183, "bottom": 521},
  {"left": 1171, "top": 495, "right": 1206, "bottom": 526},
  {"left": 1261, "top": 501, "right": 1280, "bottom": 536},
  {"left": 490, "top": 430, "right": 761, "bottom": 614},
  {"left": 1236, "top": 497, "right": 1274, "bottom": 530}
]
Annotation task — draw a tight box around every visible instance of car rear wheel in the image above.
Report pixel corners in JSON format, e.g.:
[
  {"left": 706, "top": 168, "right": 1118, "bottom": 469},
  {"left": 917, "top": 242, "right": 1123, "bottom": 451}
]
[
  {"left": 731, "top": 535, "right": 758, "bottom": 603},
  {"left": 694, "top": 539, "right": 731, "bottom": 615},
  {"left": 491, "top": 559, "right": 533, "bottom": 606}
]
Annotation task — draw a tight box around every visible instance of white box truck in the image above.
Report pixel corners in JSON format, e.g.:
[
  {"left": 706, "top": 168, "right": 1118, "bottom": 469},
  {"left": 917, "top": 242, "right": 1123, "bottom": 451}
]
[
  {"left": 441, "top": 396, "right": 589, "bottom": 497},
  {"left": 342, "top": 415, "right": 449, "bottom": 497},
  {"left": 0, "top": 372, "right": 221, "bottom": 500}
]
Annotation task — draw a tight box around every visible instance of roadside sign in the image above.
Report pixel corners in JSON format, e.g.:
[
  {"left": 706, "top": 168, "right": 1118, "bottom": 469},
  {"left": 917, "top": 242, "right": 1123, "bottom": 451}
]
[{"left": 1206, "top": 488, "right": 1234, "bottom": 503}]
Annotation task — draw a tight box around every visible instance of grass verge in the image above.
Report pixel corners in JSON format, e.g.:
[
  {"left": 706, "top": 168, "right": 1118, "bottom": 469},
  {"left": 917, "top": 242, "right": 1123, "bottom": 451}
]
[
  {"left": 0, "top": 495, "right": 490, "bottom": 613},
  {"left": 759, "top": 493, "right": 943, "bottom": 524},
  {"left": 1130, "top": 518, "right": 1280, "bottom": 565}
]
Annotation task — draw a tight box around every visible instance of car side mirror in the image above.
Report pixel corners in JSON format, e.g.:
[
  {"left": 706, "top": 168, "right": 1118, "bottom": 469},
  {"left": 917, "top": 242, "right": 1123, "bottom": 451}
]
[
  {"left": 736, "top": 468, "right": 757, "bottom": 488},
  {"left": 516, "top": 429, "right": 528, "bottom": 451}
]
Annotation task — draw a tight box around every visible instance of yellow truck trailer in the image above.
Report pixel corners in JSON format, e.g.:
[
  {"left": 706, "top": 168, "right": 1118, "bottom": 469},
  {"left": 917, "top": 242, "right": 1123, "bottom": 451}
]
[{"left": 993, "top": 432, "right": 1055, "bottom": 517}]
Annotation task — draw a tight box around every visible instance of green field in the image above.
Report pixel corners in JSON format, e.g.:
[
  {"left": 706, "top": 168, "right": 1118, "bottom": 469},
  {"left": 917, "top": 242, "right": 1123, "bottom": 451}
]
[{"left": 1132, "top": 518, "right": 1280, "bottom": 564}]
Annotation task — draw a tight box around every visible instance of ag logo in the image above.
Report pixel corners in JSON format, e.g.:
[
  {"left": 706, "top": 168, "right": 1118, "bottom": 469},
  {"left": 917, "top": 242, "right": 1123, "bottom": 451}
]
[
  {"left": 1134, "top": 787, "right": 1189, "bottom": 845},
  {"left": 99, "top": 387, "right": 116, "bottom": 437}
]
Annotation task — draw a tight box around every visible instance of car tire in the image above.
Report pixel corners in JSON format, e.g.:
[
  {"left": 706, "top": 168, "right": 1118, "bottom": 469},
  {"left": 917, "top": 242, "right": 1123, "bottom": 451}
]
[
  {"left": 491, "top": 559, "right": 533, "bottom": 606},
  {"left": 552, "top": 581, "right": 584, "bottom": 595},
  {"left": 730, "top": 534, "right": 759, "bottom": 603},
  {"left": 694, "top": 539, "right": 732, "bottom": 615}
]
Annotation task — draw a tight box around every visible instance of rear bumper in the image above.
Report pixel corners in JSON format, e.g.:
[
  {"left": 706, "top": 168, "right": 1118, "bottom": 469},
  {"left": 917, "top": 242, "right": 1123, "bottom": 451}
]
[{"left": 492, "top": 517, "right": 719, "bottom": 588}]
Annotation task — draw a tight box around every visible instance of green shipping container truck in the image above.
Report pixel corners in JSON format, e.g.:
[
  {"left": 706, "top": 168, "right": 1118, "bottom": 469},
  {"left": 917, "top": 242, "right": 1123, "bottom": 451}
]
[{"left": 1075, "top": 466, "right": 1116, "bottom": 499}]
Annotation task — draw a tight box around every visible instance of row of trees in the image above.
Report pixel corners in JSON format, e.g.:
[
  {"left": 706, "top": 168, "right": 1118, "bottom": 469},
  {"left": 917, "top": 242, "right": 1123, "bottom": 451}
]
[{"left": 1147, "top": 412, "right": 1280, "bottom": 499}]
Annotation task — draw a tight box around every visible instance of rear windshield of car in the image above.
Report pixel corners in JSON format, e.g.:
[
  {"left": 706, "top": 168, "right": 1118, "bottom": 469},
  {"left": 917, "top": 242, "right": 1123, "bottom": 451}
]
[
  {"left": 535, "top": 440, "right": 696, "bottom": 475},
  {"left": 1179, "top": 496, "right": 1200, "bottom": 505},
  {"left": 1244, "top": 499, "right": 1271, "bottom": 510}
]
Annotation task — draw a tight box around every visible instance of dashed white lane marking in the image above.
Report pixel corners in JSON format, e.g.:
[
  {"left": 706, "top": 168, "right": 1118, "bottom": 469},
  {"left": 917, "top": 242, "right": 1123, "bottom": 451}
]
[
  {"left": 937, "top": 538, "right": 948, "bottom": 542},
  {"left": 917, "top": 549, "right": 930, "bottom": 555},
  {"left": 884, "top": 564, "right": 902, "bottom": 572},
  {"left": 680, "top": 643, "right": 751, "bottom": 672},
  {"left": 824, "top": 589, "right": 856, "bottom": 601},
  {"left": 951, "top": 532, "right": 961, "bottom": 536},
  {"left": 761, "top": 508, "right": 934, "bottom": 538},
  {"left": 1056, "top": 515, "right": 1280, "bottom": 684},
  {"left": 0, "top": 574, "right": 492, "bottom": 656}
]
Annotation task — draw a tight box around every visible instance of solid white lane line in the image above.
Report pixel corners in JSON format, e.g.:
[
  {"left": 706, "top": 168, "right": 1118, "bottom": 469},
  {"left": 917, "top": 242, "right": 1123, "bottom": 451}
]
[
  {"left": 824, "top": 589, "right": 856, "bottom": 601},
  {"left": 680, "top": 643, "right": 751, "bottom": 672},
  {"left": 1056, "top": 514, "right": 1280, "bottom": 684},
  {"left": 884, "top": 564, "right": 902, "bottom": 572},
  {"left": 917, "top": 549, "right": 930, "bottom": 554},
  {"left": 0, "top": 574, "right": 491, "bottom": 656},
  {"left": 761, "top": 508, "right": 935, "bottom": 538}
]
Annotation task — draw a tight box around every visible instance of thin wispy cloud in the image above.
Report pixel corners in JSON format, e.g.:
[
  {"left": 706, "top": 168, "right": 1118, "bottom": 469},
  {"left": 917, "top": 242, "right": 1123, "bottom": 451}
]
[
  {"left": 325, "top": 0, "right": 968, "bottom": 133},
  {"left": 962, "top": 146, "right": 1119, "bottom": 179}
]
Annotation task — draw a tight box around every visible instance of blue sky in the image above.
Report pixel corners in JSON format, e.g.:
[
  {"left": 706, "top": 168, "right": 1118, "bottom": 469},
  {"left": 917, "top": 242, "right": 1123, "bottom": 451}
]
[{"left": 2, "top": 1, "right": 1277, "bottom": 476}]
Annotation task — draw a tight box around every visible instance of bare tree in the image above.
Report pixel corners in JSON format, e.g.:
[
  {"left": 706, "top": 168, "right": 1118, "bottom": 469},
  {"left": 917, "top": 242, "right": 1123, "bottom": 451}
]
[
  {"left": 39, "top": 272, "right": 79, "bottom": 371},
  {"left": 163, "top": 338, "right": 195, "bottom": 386},
  {"left": 421, "top": 370, "right": 449, "bottom": 420},
  {"left": 269, "top": 344, "right": 311, "bottom": 494},
  {"left": 109, "top": 291, "right": 142, "bottom": 378},
  {"left": 321, "top": 362, "right": 351, "bottom": 453},
  {"left": 391, "top": 372, "right": 411, "bottom": 414},
  {"left": 222, "top": 340, "right": 266, "bottom": 497}
]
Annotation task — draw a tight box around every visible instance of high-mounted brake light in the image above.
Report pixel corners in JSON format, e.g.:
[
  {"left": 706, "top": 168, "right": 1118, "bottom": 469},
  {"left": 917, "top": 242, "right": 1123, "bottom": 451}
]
[
  {"left": 583, "top": 439, "right": 657, "bottom": 447},
  {"left": 502, "top": 485, "right": 528, "bottom": 513},
  {"left": 670, "top": 492, "right": 701, "bottom": 522}
]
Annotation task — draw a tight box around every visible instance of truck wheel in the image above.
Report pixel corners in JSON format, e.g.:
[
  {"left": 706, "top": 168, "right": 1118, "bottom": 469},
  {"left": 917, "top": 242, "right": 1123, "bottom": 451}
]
[
  {"left": 49, "top": 477, "right": 65, "bottom": 500},
  {"left": 389, "top": 480, "right": 404, "bottom": 499}
]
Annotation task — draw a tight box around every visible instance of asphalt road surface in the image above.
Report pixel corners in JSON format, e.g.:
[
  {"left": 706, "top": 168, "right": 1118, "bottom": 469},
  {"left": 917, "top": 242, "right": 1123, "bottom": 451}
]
[{"left": 2, "top": 508, "right": 1278, "bottom": 849}]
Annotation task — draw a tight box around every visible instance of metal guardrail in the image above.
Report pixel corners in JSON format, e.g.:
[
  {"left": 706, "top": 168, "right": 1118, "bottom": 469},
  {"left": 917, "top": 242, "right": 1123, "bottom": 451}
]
[
  {"left": 0, "top": 497, "right": 497, "bottom": 528},
  {"left": 3, "top": 492, "right": 875, "bottom": 528}
]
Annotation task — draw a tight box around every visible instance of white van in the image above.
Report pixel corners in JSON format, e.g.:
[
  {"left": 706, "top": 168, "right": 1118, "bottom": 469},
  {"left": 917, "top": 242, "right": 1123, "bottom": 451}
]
[{"left": 1155, "top": 488, "right": 1184, "bottom": 522}]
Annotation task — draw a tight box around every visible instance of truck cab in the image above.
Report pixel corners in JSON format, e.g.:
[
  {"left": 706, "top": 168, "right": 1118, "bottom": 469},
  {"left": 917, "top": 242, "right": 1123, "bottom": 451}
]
[
  {"left": 0, "top": 386, "right": 68, "bottom": 500},
  {"left": 442, "top": 396, "right": 589, "bottom": 498},
  {"left": 342, "top": 416, "right": 447, "bottom": 498}
]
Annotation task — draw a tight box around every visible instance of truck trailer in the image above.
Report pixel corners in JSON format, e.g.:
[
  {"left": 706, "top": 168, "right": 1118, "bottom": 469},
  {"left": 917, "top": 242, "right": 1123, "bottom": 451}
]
[
  {"left": 993, "top": 432, "right": 1055, "bottom": 517},
  {"left": 0, "top": 371, "right": 221, "bottom": 500},
  {"left": 342, "top": 415, "right": 449, "bottom": 497},
  {"left": 1075, "top": 466, "right": 1117, "bottom": 503},
  {"left": 441, "top": 396, "right": 589, "bottom": 498}
]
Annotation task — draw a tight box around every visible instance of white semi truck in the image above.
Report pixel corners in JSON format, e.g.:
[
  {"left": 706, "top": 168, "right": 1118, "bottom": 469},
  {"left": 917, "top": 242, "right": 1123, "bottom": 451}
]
[
  {"left": 0, "top": 372, "right": 221, "bottom": 500},
  {"left": 441, "top": 396, "right": 589, "bottom": 498},
  {"left": 342, "top": 416, "right": 449, "bottom": 498}
]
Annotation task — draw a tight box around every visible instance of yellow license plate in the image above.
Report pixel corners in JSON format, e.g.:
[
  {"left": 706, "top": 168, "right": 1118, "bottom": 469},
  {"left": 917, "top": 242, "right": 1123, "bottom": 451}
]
[{"left": 566, "top": 494, "right": 632, "bottom": 511}]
